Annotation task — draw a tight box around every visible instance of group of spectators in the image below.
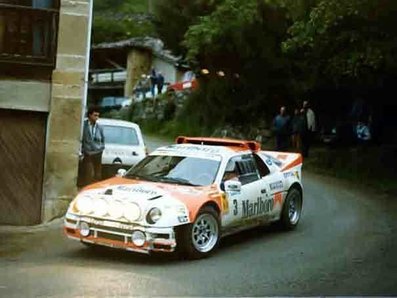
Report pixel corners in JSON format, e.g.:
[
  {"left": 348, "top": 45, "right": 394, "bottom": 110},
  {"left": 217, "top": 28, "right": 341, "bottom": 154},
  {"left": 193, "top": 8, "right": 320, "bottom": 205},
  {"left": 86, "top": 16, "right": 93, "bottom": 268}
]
[
  {"left": 273, "top": 99, "right": 373, "bottom": 157},
  {"left": 272, "top": 100, "right": 316, "bottom": 157},
  {"left": 133, "top": 68, "right": 165, "bottom": 99}
]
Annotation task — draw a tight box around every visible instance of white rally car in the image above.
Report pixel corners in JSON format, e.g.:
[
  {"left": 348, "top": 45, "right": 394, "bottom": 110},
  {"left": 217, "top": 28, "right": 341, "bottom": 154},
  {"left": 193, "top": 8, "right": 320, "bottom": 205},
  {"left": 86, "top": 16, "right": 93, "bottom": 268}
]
[{"left": 65, "top": 137, "right": 303, "bottom": 259}]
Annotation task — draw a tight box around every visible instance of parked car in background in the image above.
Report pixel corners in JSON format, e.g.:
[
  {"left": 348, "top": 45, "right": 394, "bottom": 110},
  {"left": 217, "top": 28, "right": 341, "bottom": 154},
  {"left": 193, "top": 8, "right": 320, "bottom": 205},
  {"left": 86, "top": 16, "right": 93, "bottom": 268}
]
[
  {"left": 67, "top": 136, "right": 303, "bottom": 259},
  {"left": 121, "top": 98, "right": 132, "bottom": 108},
  {"left": 99, "top": 118, "right": 147, "bottom": 178},
  {"left": 99, "top": 96, "right": 130, "bottom": 113},
  {"left": 167, "top": 70, "right": 198, "bottom": 93},
  {"left": 320, "top": 120, "right": 356, "bottom": 146}
]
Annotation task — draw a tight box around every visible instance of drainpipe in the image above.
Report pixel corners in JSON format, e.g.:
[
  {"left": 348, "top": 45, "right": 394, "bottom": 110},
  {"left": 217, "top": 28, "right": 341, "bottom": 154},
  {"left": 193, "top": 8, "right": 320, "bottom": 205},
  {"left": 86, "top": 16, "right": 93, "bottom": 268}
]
[{"left": 80, "top": 0, "right": 93, "bottom": 151}]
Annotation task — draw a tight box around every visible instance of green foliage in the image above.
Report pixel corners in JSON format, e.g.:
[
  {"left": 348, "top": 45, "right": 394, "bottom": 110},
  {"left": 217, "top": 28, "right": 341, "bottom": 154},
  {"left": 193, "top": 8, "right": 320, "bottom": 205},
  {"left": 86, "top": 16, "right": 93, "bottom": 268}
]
[
  {"left": 92, "top": 0, "right": 156, "bottom": 43},
  {"left": 153, "top": 0, "right": 221, "bottom": 56},
  {"left": 182, "top": 0, "right": 292, "bottom": 128},
  {"left": 282, "top": 0, "right": 397, "bottom": 83}
]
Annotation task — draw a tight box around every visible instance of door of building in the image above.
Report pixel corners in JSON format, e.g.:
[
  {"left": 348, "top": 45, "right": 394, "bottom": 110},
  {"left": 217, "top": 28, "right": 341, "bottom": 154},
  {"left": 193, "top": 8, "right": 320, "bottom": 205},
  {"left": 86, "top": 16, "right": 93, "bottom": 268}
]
[{"left": 0, "top": 109, "right": 47, "bottom": 225}]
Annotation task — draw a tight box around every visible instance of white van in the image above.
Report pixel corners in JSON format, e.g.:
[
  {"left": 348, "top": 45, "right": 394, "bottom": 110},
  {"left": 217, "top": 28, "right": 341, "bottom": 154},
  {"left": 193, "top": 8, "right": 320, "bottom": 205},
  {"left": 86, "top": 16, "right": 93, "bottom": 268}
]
[{"left": 98, "top": 118, "right": 147, "bottom": 178}]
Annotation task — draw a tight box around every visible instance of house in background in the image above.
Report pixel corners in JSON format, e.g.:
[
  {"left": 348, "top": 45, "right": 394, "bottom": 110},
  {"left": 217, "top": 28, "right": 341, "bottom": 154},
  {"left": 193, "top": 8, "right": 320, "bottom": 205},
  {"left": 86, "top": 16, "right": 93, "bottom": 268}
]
[
  {"left": 0, "top": 0, "right": 92, "bottom": 225},
  {"left": 88, "top": 37, "right": 190, "bottom": 105}
]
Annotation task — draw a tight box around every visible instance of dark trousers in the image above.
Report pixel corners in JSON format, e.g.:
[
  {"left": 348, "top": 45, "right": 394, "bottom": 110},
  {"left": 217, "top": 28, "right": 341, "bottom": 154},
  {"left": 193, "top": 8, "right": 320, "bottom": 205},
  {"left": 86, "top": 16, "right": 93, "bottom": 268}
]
[
  {"left": 82, "top": 153, "right": 102, "bottom": 186},
  {"left": 301, "top": 131, "right": 312, "bottom": 157},
  {"left": 275, "top": 134, "right": 289, "bottom": 152}
]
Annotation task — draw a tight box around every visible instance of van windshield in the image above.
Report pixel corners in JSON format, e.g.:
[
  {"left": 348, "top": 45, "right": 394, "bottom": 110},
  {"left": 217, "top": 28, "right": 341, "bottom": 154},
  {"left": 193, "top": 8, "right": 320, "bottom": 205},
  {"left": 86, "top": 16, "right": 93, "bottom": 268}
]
[{"left": 103, "top": 125, "right": 140, "bottom": 145}]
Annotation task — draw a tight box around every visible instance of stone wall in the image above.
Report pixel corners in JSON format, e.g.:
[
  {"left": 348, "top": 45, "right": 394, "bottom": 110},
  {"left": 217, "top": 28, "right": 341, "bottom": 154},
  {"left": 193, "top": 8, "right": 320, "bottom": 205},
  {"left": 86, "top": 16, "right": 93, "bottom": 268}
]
[
  {"left": 42, "top": 0, "right": 91, "bottom": 221},
  {"left": 0, "top": 80, "right": 51, "bottom": 112}
]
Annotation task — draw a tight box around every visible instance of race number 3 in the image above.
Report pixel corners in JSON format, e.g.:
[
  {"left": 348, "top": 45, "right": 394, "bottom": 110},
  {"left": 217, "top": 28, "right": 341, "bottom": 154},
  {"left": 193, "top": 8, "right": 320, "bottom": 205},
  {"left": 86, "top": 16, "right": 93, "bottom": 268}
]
[{"left": 233, "top": 199, "right": 238, "bottom": 215}]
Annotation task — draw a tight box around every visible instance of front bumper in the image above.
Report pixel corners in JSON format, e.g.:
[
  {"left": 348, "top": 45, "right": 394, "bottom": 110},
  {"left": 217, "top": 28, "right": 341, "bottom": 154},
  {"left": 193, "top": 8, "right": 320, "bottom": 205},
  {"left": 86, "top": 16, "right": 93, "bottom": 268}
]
[{"left": 64, "top": 213, "right": 177, "bottom": 254}]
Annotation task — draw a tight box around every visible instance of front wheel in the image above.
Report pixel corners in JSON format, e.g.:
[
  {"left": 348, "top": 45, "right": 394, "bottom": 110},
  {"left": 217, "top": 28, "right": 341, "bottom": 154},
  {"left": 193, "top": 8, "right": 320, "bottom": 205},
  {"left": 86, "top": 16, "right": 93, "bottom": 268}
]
[
  {"left": 279, "top": 188, "right": 302, "bottom": 230},
  {"left": 176, "top": 206, "right": 220, "bottom": 259}
]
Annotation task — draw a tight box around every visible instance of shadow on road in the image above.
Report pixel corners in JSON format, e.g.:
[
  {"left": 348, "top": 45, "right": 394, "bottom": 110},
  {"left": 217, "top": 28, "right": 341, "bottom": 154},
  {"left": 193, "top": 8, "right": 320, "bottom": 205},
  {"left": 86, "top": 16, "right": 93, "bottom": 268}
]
[{"left": 61, "top": 223, "right": 292, "bottom": 265}]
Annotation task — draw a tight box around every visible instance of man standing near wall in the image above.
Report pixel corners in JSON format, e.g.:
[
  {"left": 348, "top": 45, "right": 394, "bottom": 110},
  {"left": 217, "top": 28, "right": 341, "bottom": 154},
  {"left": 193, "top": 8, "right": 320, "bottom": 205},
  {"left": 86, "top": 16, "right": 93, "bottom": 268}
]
[{"left": 82, "top": 106, "right": 105, "bottom": 185}]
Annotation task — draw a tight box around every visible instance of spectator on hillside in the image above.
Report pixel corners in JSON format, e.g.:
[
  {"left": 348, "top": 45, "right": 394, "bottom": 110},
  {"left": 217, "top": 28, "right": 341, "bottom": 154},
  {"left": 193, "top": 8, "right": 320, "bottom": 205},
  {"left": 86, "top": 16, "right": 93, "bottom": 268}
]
[
  {"left": 291, "top": 108, "right": 306, "bottom": 153},
  {"left": 301, "top": 100, "right": 316, "bottom": 157},
  {"left": 149, "top": 68, "right": 157, "bottom": 98},
  {"left": 157, "top": 72, "right": 165, "bottom": 94},
  {"left": 273, "top": 106, "right": 291, "bottom": 151}
]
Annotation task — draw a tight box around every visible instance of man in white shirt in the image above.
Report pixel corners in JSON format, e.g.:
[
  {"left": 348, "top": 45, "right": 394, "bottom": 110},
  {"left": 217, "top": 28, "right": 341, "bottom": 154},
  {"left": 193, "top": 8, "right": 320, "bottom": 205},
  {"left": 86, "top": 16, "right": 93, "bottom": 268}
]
[{"left": 301, "top": 100, "right": 316, "bottom": 157}]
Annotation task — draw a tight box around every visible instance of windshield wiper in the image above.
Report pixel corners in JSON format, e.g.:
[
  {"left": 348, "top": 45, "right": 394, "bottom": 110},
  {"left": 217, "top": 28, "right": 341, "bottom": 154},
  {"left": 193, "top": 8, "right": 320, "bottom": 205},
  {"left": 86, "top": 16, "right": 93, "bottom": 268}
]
[
  {"left": 125, "top": 173, "right": 160, "bottom": 182},
  {"left": 157, "top": 176, "right": 199, "bottom": 186}
]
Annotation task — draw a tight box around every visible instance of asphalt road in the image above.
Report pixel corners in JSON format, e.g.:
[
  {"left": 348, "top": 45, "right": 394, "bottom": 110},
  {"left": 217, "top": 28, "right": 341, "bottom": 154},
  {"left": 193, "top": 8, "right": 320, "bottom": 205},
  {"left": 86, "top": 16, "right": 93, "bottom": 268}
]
[{"left": 0, "top": 136, "right": 396, "bottom": 297}]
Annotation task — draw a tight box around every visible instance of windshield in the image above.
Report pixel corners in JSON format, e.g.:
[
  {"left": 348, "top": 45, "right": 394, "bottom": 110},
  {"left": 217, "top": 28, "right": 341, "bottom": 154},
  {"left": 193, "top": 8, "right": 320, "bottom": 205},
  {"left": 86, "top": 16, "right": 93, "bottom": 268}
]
[
  {"left": 103, "top": 125, "right": 140, "bottom": 146},
  {"left": 126, "top": 155, "right": 220, "bottom": 186}
]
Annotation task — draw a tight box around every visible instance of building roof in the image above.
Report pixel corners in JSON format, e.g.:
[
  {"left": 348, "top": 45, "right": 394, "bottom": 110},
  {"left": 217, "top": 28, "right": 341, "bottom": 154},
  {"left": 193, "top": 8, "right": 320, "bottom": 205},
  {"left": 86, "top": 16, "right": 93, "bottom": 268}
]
[{"left": 92, "top": 37, "right": 183, "bottom": 66}]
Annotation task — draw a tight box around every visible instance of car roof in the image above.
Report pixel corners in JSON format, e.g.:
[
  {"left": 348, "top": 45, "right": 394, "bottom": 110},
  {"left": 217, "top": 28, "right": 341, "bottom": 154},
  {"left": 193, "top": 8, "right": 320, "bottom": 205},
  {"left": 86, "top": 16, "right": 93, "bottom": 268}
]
[
  {"left": 98, "top": 118, "right": 140, "bottom": 129},
  {"left": 151, "top": 136, "right": 260, "bottom": 159}
]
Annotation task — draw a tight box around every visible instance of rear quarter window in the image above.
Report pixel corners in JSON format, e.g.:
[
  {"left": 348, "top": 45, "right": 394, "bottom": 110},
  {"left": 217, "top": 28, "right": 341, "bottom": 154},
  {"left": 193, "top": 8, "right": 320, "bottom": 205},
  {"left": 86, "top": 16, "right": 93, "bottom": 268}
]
[{"left": 103, "top": 125, "right": 140, "bottom": 146}]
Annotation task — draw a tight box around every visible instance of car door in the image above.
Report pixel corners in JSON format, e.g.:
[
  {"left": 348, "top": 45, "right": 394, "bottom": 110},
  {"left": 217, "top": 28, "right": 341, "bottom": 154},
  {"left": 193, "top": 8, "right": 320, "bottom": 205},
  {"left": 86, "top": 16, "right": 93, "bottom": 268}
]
[
  {"left": 253, "top": 153, "right": 284, "bottom": 220},
  {"left": 221, "top": 154, "right": 271, "bottom": 229}
]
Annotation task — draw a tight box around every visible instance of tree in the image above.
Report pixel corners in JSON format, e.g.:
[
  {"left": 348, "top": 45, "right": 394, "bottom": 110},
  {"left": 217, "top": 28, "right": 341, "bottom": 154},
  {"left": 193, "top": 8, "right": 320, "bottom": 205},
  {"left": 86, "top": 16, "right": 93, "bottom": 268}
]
[
  {"left": 181, "top": 0, "right": 292, "bottom": 128},
  {"left": 153, "top": 0, "right": 221, "bottom": 56},
  {"left": 92, "top": 0, "right": 156, "bottom": 44},
  {"left": 282, "top": 0, "right": 397, "bottom": 85}
]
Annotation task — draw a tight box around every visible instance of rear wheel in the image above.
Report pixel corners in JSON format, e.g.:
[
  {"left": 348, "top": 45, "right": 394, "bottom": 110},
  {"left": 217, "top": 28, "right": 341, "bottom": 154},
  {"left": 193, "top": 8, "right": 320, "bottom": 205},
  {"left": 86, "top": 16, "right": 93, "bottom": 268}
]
[
  {"left": 176, "top": 206, "right": 220, "bottom": 259},
  {"left": 279, "top": 188, "right": 302, "bottom": 230}
]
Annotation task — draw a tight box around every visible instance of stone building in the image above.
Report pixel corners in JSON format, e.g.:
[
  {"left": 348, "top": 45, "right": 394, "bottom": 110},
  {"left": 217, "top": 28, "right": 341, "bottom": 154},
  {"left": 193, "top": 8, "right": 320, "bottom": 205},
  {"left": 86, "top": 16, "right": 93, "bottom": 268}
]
[
  {"left": 0, "top": 0, "right": 92, "bottom": 225},
  {"left": 89, "top": 37, "right": 188, "bottom": 104}
]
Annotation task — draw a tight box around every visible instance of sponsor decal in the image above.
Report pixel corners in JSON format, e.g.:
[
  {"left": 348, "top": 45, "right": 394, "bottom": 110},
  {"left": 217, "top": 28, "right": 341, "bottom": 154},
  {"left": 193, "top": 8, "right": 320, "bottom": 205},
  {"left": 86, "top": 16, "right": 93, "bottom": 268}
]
[
  {"left": 116, "top": 185, "right": 158, "bottom": 196},
  {"left": 283, "top": 172, "right": 293, "bottom": 178},
  {"left": 269, "top": 181, "right": 283, "bottom": 191},
  {"left": 277, "top": 154, "right": 288, "bottom": 160},
  {"left": 81, "top": 217, "right": 135, "bottom": 230},
  {"left": 158, "top": 145, "right": 223, "bottom": 155},
  {"left": 283, "top": 171, "right": 300, "bottom": 179},
  {"left": 273, "top": 192, "right": 283, "bottom": 206},
  {"left": 242, "top": 197, "right": 274, "bottom": 218},
  {"left": 221, "top": 193, "right": 229, "bottom": 214},
  {"left": 176, "top": 187, "right": 202, "bottom": 196},
  {"left": 105, "top": 150, "right": 126, "bottom": 156}
]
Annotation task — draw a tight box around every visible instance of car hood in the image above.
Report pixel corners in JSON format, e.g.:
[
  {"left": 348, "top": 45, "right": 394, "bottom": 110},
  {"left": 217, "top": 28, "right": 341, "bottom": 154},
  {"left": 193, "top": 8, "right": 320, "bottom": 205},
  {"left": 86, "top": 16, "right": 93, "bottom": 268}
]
[{"left": 80, "top": 177, "right": 222, "bottom": 220}]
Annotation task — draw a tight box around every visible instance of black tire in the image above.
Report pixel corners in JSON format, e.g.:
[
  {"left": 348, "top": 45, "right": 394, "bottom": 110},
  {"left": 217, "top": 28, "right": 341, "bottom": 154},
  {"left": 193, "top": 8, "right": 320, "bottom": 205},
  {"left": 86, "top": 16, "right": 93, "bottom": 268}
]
[
  {"left": 279, "top": 188, "right": 303, "bottom": 230},
  {"left": 176, "top": 206, "right": 220, "bottom": 259}
]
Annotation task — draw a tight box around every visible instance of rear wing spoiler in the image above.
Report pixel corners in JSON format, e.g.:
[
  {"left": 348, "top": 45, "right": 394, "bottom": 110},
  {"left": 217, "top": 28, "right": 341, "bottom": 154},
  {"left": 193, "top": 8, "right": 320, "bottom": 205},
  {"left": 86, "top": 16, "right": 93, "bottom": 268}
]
[
  {"left": 176, "top": 136, "right": 261, "bottom": 151},
  {"left": 261, "top": 151, "right": 303, "bottom": 172}
]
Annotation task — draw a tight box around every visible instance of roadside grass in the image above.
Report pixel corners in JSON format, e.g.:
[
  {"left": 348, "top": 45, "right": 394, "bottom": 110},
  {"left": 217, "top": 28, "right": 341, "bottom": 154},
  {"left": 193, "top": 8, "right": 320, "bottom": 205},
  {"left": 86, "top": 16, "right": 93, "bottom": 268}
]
[{"left": 303, "top": 145, "right": 397, "bottom": 195}]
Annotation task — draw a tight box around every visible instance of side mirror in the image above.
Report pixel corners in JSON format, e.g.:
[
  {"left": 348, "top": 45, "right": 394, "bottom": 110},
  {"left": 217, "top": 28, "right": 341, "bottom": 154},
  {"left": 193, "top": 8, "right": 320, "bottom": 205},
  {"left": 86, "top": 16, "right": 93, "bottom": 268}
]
[
  {"left": 116, "top": 168, "right": 127, "bottom": 177},
  {"left": 224, "top": 180, "right": 242, "bottom": 193}
]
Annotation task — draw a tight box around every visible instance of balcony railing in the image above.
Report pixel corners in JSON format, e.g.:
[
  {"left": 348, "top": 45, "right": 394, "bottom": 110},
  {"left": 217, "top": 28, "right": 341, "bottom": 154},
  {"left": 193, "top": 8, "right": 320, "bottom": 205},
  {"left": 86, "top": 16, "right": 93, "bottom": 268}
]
[{"left": 0, "top": 3, "right": 59, "bottom": 67}]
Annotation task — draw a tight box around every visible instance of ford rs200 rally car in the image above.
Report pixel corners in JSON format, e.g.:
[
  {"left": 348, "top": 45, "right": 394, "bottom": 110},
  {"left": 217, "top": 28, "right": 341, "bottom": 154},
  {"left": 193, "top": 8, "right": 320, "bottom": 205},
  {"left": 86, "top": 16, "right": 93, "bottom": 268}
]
[{"left": 64, "top": 137, "right": 303, "bottom": 259}]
